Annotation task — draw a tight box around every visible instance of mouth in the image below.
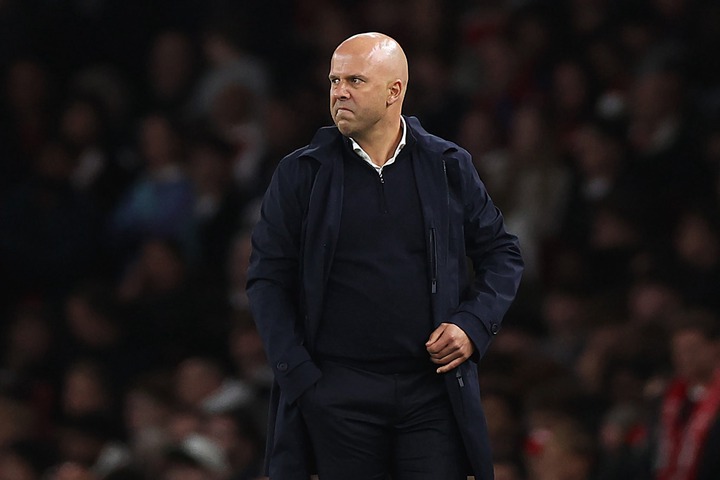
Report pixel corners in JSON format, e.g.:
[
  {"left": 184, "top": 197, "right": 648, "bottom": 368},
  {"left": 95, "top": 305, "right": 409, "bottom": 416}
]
[{"left": 335, "top": 107, "right": 352, "bottom": 116}]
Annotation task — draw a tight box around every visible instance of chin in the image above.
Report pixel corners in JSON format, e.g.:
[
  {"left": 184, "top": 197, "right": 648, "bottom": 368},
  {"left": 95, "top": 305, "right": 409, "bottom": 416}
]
[{"left": 335, "top": 122, "right": 353, "bottom": 137}]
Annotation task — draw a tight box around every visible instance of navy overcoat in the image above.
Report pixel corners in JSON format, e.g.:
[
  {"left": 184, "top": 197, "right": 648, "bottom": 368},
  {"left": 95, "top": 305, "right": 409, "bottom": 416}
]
[{"left": 247, "top": 116, "right": 524, "bottom": 479}]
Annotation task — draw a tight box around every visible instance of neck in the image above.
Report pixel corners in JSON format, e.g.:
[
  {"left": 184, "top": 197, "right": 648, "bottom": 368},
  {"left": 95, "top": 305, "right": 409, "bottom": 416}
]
[{"left": 353, "top": 115, "right": 403, "bottom": 167}]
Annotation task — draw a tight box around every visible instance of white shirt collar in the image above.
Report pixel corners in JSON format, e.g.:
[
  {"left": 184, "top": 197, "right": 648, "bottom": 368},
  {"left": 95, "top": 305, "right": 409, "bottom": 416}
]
[{"left": 350, "top": 116, "right": 407, "bottom": 175}]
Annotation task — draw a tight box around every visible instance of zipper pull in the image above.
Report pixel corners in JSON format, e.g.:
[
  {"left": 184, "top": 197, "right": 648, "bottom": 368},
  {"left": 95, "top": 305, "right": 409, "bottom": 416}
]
[{"left": 455, "top": 369, "right": 464, "bottom": 387}]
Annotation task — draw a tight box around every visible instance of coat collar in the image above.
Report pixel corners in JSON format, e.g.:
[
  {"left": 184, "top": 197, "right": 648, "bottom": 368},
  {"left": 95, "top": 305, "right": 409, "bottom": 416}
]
[{"left": 300, "top": 115, "right": 458, "bottom": 165}]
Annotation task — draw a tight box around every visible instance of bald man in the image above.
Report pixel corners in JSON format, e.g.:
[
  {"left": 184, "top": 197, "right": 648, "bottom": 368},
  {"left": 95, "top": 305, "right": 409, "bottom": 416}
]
[{"left": 248, "top": 33, "right": 523, "bottom": 480}]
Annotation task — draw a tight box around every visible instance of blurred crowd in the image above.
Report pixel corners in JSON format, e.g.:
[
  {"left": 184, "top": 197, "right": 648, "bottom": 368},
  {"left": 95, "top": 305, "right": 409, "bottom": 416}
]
[{"left": 1, "top": 0, "right": 720, "bottom": 479}]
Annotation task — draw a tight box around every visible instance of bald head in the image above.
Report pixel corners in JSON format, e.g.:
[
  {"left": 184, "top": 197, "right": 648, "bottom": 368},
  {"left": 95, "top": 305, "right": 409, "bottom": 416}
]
[{"left": 334, "top": 32, "right": 409, "bottom": 89}]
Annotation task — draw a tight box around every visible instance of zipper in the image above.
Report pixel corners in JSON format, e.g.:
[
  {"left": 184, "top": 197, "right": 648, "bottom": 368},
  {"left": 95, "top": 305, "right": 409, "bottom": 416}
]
[
  {"left": 442, "top": 159, "right": 449, "bottom": 208},
  {"left": 429, "top": 159, "right": 448, "bottom": 294},
  {"left": 456, "top": 369, "right": 464, "bottom": 387},
  {"left": 378, "top": 168, "right": 388, "bottom": 213},
  {"left": 429, "top": 227, "right": 437, "bottom": 293}
]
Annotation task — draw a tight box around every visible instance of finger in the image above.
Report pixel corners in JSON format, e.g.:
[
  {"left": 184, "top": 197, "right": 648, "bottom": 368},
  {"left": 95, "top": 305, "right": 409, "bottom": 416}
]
[
  {"left": 433, "top": 342, "right": 474, "bottom": 363},
  {"left": 429, "top": 342, "right": 458, "bottom": 359},
  {"left": 428, "top": 333, "right": 465, "bottom": 357},
  {"left": 430, "top": 350, "right": 461, "bottom": 365},
  {"left": 436, "top": 356, "right": 465, "bottom": 374},
  {"left": 427, "top": 340, "right": 453, "bottom": 356},
  {"left": 425, "top": 324, "right": 447, "bottom": 347}
]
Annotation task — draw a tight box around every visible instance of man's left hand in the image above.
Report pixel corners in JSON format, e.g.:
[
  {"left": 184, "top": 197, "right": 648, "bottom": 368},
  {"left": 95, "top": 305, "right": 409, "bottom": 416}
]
[{"left": 425, "top": 323, "right": 475, "bottom": 373}]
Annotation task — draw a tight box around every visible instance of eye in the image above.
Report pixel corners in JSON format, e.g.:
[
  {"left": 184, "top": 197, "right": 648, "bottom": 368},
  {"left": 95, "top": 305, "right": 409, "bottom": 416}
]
[
  {"left": 330, "top": 78, "right": 340, "bottom": 85},
  {"left": 351, "top": 77, "right": 363, "bottom": 84}
]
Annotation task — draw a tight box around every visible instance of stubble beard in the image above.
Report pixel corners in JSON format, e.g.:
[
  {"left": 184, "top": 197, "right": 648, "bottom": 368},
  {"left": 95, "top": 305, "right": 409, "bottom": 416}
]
[{"left": 333, "top": 111, "right": 355, "bottom": 137}]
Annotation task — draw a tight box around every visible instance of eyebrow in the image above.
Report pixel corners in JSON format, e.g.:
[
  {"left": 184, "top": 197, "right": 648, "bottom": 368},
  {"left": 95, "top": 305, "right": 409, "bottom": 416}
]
[{"left": 329, "top": 73, "right": 368, "bottom": 80}]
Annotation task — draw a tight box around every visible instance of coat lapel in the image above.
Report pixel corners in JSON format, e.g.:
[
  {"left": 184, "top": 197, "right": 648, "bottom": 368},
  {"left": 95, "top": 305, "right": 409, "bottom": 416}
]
[
  {"left": 410, "top": 135, "right": 451, "bottom": 328},
  {"left": 302, "top": 138, "right": 344, "bottom": 349}
]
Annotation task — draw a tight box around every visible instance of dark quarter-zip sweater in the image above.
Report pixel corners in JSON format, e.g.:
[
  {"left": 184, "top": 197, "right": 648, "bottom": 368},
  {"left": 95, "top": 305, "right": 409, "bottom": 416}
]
[{"left": 315, "top": 138, "right": 435, "bottom": 373}]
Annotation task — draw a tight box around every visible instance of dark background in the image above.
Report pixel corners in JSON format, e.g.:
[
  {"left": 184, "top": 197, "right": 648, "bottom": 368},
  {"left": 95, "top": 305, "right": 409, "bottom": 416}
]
[{"left": 1, "top": 1, "right": 720, "bottom": 479}]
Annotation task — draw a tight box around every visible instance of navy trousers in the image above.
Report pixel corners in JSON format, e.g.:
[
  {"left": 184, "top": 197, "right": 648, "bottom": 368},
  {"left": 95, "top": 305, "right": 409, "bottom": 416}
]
[{"left": 298, "top": 361, "right": 468, "bottom": 480}]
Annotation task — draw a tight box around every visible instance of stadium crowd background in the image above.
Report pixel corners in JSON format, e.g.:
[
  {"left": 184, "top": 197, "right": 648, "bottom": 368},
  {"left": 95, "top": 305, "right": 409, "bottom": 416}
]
[{"left": 1, "top": 0, "right": 720, "bottom": 479}]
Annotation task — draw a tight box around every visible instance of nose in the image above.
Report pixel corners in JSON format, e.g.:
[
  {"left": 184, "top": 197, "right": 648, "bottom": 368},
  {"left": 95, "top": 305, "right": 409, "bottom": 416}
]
[{"left": 331, "top": 81, "right": 349, "bottom": 100}]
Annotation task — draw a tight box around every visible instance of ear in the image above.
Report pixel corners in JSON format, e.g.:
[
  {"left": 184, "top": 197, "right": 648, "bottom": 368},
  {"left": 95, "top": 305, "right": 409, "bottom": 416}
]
[{"left": 387, "top": 80, "right": 403, "bottom": 106}]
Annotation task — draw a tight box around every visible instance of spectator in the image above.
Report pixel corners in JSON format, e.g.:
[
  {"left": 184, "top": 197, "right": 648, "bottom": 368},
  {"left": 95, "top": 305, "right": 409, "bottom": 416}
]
[
  {"left": 625, "top": 63, "right": 713, "bottom": 237},
  {"left": 561, "top": 118, "right": 627, "bottom": 249},
  {"left": 191, "top": 18, "right": 267, "bottom": 121},
  {"left": 538, "top": 286, "right": 590, "bottom": 367},
  {"left": 227, "top": 314, "right": 271, "bottom": 391},
  {"left": 0, "top": 58, "right": 55, "bottom": 195},
  {"left": 494, "top": 456, "right": 526, "bottom": 480},
  {"left": 115, "top": 238, "right": 222, "bottom": 367},
  {"left": 52, "top": 413, "right": 131, "bottom": 478},
  {"left": 202, "top": 409, "right": 263, "bottom": 480},
  {"left": 480, "top": 102, "right": 570, "bottom": 280},
  {"left": 456, "top": 106, "right": 505, "bottom": 176},
  {"left": 59, "top": 360, "right": 115, "bottom": 419},
  {"left": 0, "top": 301, "right": 57, "bottom": 405},
  {"left": 110, "top": 113, "right": 195, "bottom": 265},
  {"left": 0, "top": 394, "right": 37, "bottom": 453},
  {"left": 668, "top": 207, "right": 720, "bottom": 313},
  {"left": 61, "top": 282, "right": 146, "bottom": 390},
  {"left": 174, "top": 357, "right": 253, "bottom": 415},
  {"left": 187, "top": 132, "right": 248, "bottom": 283},
  {"left": 648, "top": 309, "right": 720, "bottom": 480},
  {"left": 526, "top": 418, "right": 596, "bottom": 480},
  {"left": 482, "top": 388, "right": 524, "bottom": 461},
  {"left": 160, "top": 434, "right": 231, "bottom": 480},
  {"left": 144, "top": 30, "right": 200, "bottom": 117},
  {"left": 595, "top": 403, "right": 647, "bottom": 480},
  {"left": 0, "top": 439, "right": 56, "bottom": 480},
  {"left": 59, "top": 94, "right": 134, "bottom": 215},
  {"left": 626, "top": 276, "right": 683, "bottom": 326},
  {"left": 165, "top": 406, "right": 203, "bottom": 447},
  {"left": 122, "top": 373, "right": 174, "bottom": 476},
  {"left": 550, "top": 58, "right": 597, "bottom": 155}
]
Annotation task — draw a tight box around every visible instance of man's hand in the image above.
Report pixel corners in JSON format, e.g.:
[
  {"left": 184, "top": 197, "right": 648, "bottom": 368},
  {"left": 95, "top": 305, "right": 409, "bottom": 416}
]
[{"left": 425, "top": 323, "right": 475, "bottom": 373}]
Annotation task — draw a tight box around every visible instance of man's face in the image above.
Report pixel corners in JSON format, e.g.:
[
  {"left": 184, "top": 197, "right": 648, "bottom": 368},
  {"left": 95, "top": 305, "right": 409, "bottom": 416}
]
[
  {"left": 329, "top": 48, "right": 390, "bottom": 139},
  {"left": 672, "top": 330, "right": 718, "bottom": 383}
]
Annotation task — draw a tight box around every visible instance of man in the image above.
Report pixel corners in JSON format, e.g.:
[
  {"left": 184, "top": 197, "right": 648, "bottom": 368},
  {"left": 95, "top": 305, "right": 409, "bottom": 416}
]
[
  {"left": 247, "top": 32, "right": 523, "bottom": 479},
  {"left": 652, "top": 310, "right": 720, "bottom": 480}
]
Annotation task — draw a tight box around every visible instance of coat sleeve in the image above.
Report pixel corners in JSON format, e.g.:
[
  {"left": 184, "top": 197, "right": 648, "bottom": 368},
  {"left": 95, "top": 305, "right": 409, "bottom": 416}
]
[
  {"left": 446, "top": 149, "right": 524, "bottom": 359},
  {"left": 246, "top": 156, "right": 322, "bottom": 404}
]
